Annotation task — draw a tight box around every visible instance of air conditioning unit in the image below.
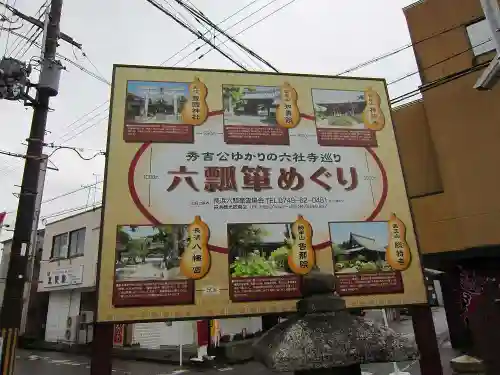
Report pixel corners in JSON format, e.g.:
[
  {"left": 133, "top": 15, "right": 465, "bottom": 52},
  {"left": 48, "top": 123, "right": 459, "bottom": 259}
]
[{"left": 64, "top": 316, "right": 79, "bottom": 344}]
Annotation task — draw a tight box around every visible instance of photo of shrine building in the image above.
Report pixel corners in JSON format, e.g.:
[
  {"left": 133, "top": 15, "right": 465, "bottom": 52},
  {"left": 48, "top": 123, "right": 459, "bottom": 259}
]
[
  {"left": 223, "top": 85, "right": 280, "bottom": 126},
  {"left": 340, "top": 233, "right": 387, "bottom": 263},
  {"left": 311, "top": 88, "right": 366, "bottom": 127},
  {"left": 125, "top": 81, "right": 189, "bottom": 123}
]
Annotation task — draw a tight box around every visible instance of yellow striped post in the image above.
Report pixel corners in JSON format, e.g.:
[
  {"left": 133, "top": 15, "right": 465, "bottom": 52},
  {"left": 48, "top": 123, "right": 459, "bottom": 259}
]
[{"left": 0, "top": 328, "right": 18, "bottom": 375}]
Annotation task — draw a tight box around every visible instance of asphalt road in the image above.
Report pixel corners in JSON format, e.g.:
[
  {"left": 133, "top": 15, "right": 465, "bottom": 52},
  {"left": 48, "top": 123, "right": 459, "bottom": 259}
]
[{"left": 13, "top": 347, "right": 457, "bottom": 375}]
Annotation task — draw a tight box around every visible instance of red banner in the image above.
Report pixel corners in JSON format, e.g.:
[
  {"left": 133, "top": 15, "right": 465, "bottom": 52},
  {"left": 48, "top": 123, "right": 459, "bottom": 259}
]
[
  {"left": 113, "top": 324, "right": 125, "bottom": 346},
  {"left": 0, "top": 212, "right": 6, "bottom": 226},
  {"left": 196, "top": 320, "right": 209, "bottom": 347}
]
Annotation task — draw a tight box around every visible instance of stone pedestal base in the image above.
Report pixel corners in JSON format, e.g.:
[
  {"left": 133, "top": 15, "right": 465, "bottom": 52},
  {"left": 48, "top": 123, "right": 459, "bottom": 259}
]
[{"left": 450, "top": 355, "right": 485, "bottom": 373}]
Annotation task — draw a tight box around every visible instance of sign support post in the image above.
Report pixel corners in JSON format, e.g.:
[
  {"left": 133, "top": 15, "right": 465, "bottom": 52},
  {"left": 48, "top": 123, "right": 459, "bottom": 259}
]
[
  {"left": 90, "top": 323, "right": 113, "bottom": 375},
  {"left": 410, "top": 305, "right": 443, "bottom": 375}
]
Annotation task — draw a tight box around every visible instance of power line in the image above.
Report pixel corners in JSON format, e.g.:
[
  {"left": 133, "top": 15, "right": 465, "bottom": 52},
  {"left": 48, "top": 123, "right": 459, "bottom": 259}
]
[
  {"left": 161, "top": 0, "right": 258, "bottom": 70},
  {"left": 5, "top": 1, "right": 46, "bottom": 57},
  {"left": 388, "top": 38, "right": 492, "bottom": 86},
  {"left": 43, "top": 143, "right": 105, "bottom": 160},
  {"left": 0, "top": 28, "right": 109, "bottom": 174},
  {"left": 183, "top": 0, "right": 296, "bottom": 67},
  {"left": 172, "top": 0, "right": 281, "bottom": 67},
  {"left": 388, "top": 38, "right": 492, "bottom": 105},
  {"left": 159, "top": 0, "right": 261, "bottom": 66},
  {"left": 337, "top": 15, "right": 484, "bottom": 76},
  {"left": 59, "top": 112, "right": 109, "bottom": 143},
  {"left": 390, "top": 61, "right": 490, "bottom": 106},
  {"left": 3, "top": 179, "right": 103, "bottom": 215},
  {"left": 40, "top": 201, "right": 102, "bottom": 223},
  {"left": 0, "top": 148, "right": 25, "bottom": 159},
  {"left": 50, "top": 101, "right": 110, "bottom": 140},
  {"left": 15, "top": 28, "right": 41, "bottom": 59},
  {"left": 146, "top": 0, "right": 248, "bottom": 70},
  {"left": 174, "top": 0, "right": 280, "bottom": 72},
  {"left": 0, "top": 26, "right": 109, "bottom": 84}
]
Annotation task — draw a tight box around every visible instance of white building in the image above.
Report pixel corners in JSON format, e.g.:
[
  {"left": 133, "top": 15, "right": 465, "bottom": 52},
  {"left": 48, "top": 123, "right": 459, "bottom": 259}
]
[{"left": 38, "top": 207, "right": 261, "bottom": 348}]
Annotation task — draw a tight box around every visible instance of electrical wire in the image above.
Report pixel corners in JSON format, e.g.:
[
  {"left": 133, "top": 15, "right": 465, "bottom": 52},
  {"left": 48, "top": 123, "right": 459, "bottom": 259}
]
[
  {"left": 0, "top": 0, "right": 10, "bottom": 49},
  {"left": 44, "top": 144, "right": 105, "bottom": 160},
  {"left": 159, "top": 0, "right": 261, "bottom": 66},
  {"left": 59, "top": 111, "right": 109, "bottom": 143},
  {"left": 391, "top": 61, "right": 490, "bottom": 106},
  {"left": 171, "top": 0, "right": 280, "bottom": 67},
  {"left": 39, "top": 201, "right": 102, "bottom": 223},
  {"left": 0, "top": 26, "right": 110, "bottom": 174},
  {"left": 3, "top": 180, "right": 103, "bottom": 215},
  {"left": 0, "top": 149, "right": 25, "bottom": 159},
  {"left": 0, "top": 26, "right": 110, "bottom": 85},
  {"left": 172, "top": 0, "right": 274, "bottom": 70},
  {"left": 80, "top": 51, "right": 109, "bottom": 84},
  {"left": 6, "top": 1, "right": 46, "bottom": 58},
  {"left": 388, "top": 38, "right": 493, "bottom": 105},
  {"left": 49, "top": 101, "right": 110, "bottom": 140},
  {"left": 174, "top": 0, "right": 280, "bottom": 72},
  {"left": 337, "top": 15, "right": 485, "bottom": 76},
  {"left": 160, "top": 0, "right": 257, "bottom": 70},
  {"left": 388, "top": 39, "right": 492, "bottom": 86},
  {"left": 16, "top": 28, "right": 41, "bottom": 59},
  {"left": 146, "top": 0, "right": 248, "bottom": 70},
  {"left": 0, "top": 0, "right": 18, "bottom": 56},
  {"left": 183, "top": 0, "right": 297, "bottom": 67}
]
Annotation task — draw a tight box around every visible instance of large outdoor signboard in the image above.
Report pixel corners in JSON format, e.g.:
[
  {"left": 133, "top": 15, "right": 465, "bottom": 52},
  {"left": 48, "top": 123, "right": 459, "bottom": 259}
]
[{"left": 96, "top": 65, "right": 428, "bottom": 323}]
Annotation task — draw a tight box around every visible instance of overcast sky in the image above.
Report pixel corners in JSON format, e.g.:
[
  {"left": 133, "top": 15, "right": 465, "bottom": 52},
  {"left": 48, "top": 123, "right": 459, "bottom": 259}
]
[{"left": 0, "top": 0, "right": 420, "bottom": 241}]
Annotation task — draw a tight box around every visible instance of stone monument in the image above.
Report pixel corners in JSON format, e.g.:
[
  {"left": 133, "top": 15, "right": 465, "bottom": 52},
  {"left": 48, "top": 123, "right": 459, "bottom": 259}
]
[{"left": 252, "top": 271, "right": 419, "bottom": 375}]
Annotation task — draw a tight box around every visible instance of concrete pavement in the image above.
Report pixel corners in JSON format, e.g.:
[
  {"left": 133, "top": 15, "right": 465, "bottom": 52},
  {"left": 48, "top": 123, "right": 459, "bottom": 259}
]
[
  {"left": 14, "top": 349, "right": 242, "bottom": 375},
  {"left": 14, "top": 307, "right": 456, "bottom": 375},
  {"left": 365, "top": 307, "right": 450, "bottom": 344},
  {"left": 14, "top": 345, "right": 459, "bottom": 375}
]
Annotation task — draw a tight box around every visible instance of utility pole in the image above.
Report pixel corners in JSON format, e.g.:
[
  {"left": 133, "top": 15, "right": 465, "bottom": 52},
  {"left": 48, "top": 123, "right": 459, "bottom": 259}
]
[
  {"left": 0, "top": 1, "right": 64, "bottom": 374},
  {"left": 19, "top": 156, "right": 48, "bottom": 336}
]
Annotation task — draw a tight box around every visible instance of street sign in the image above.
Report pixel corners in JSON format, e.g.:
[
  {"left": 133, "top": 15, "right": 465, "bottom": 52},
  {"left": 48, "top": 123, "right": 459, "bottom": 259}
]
[{"left": 96, "top": 66, "right": 428, "bottom": 323}]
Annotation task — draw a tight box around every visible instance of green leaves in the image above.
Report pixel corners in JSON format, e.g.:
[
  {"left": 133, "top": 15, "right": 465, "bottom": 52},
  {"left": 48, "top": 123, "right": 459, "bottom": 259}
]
[{"left": 231, "top": 249, "right": 286, "bottom": 277}]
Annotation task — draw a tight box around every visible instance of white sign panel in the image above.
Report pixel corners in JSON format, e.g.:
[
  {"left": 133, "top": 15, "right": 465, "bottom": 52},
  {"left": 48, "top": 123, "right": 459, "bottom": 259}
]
[{"left": 45, "top": 265, "right": 84, "bottom": 288}]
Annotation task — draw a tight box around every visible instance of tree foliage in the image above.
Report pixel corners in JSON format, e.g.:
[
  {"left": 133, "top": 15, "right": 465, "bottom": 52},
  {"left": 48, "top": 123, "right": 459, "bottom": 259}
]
[{"left": 228, "top": 224, "right": 267, "bottom": 258}]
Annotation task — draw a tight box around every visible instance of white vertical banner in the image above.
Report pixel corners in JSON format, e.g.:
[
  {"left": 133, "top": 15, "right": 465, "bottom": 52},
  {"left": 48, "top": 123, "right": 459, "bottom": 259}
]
[{"left": 178, "top": 322, "right": 183, "bottom": 367}]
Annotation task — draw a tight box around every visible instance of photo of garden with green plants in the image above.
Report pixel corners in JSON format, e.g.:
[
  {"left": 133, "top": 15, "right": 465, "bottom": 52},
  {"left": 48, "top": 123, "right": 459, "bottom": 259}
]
[
  {"left": 330, "top": 221, "right": 394, "bottom": 274},
  {"left": 227, "top": 223, "right": 299, "bottom": 278}
]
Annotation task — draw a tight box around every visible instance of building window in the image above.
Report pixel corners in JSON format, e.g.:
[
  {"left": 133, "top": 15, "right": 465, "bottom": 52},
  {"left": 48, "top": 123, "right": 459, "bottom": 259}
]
[
  {"left": 68, "top": 228, "right": 86, "bottom": 257},
  {"left": 52, "top": 233, "right": 68, "bottom": 258},
  {"left": 466, "top": 19, "right": 496, "bottom": 56}
]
